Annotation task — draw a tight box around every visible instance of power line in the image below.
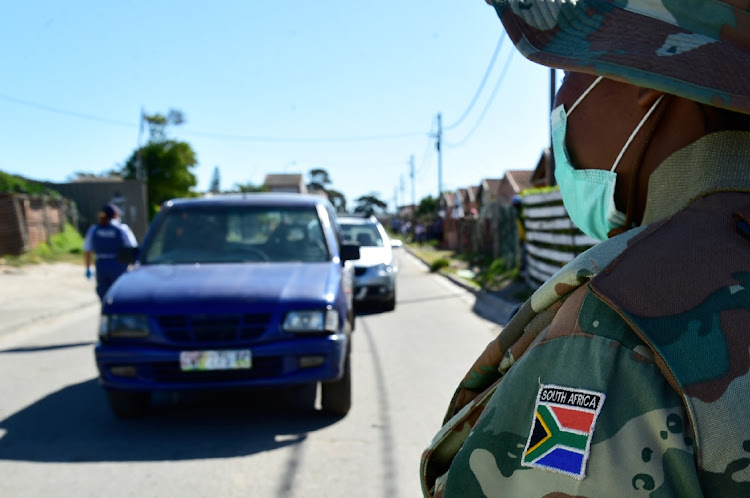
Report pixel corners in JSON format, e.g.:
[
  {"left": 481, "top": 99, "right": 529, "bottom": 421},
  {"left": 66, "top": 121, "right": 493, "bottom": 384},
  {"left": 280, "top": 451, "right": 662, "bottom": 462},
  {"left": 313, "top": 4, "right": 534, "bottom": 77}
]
[
  {"left": 444, "top": 48, "right": 515, "bottom": 148},
  {"left": 0, "top": 92, "right": 429, "bottom": 143},
  {"left": 444, "top": 33, "right": 505, "bottom": 131},
  {"left": 0, "top": 93, "right": 136, "bottom": 128},
  {"left": 415, "top": 116, "right": 438, "bottom": 177},
  {"left": 181, "top": 129, "right": 427, "bottom": 143}
]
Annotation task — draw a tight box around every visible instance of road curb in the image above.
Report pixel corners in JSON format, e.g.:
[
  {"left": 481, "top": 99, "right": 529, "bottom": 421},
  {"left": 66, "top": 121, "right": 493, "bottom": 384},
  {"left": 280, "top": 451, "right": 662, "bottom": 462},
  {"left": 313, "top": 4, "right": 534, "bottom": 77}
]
[{"left": 403, "top": 247, "right": 519, "bottom": 327}]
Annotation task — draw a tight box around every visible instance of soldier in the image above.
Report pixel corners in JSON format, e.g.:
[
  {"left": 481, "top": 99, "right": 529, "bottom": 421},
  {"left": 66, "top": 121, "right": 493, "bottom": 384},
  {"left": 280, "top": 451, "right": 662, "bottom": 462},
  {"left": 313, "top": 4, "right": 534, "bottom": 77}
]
[
  {"left": 421, "top": 1, "right": 750, "bottom": 496},
  {"left": 84, "top": 203, "right": 138, "bottom": 301}
]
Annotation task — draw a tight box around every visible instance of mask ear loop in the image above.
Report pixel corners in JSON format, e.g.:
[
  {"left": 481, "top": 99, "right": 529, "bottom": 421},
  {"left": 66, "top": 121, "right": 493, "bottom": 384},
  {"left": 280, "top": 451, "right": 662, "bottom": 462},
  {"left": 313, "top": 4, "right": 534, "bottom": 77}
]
[
  {"left": 568, "top": 76, "right": 603, "bottom": 115},
  {"left": 607, "top": 94, "right": 670, "bottom": 238}
]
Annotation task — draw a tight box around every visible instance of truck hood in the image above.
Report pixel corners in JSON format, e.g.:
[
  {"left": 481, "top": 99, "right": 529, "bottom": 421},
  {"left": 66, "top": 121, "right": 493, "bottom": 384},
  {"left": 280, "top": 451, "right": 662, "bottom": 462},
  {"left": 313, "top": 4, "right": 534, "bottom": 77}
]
[{"left": 105, "top": 262, "right": 339, "bottom": 311}]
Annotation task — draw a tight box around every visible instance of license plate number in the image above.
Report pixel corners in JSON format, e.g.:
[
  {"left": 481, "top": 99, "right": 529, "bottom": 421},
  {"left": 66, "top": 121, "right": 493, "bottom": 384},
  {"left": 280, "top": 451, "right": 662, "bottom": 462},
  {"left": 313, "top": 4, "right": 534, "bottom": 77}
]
[{"left": 179, "top": 350, "right": 252, "bottom": 371}]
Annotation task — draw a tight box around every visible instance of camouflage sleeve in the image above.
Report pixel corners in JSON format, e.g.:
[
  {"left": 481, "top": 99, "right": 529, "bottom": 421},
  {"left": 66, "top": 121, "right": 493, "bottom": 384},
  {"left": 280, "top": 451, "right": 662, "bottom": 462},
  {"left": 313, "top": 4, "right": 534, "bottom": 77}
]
[{"left": 438, "top": 290, "right": 702, "bottom": 497}]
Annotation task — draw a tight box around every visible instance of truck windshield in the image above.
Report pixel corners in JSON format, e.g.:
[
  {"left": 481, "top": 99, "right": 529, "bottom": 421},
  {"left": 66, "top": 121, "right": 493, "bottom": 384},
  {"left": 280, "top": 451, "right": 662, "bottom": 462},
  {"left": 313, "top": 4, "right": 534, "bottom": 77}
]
[{"left": 141, "top": 205, "right": 330, "bottom": 264}]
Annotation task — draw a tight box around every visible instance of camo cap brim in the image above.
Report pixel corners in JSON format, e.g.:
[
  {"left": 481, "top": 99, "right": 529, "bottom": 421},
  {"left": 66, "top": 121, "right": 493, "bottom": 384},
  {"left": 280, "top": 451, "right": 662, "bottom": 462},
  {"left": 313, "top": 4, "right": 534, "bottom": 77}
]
[{"left": 487, "top": 0, "right": 750, "bottom": 114}]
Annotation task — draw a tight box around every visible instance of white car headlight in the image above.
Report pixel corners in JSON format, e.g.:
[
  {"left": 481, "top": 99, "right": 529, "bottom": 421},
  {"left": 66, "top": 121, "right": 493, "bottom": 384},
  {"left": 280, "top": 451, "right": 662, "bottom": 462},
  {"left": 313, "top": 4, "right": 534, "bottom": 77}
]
[
  {"left": 100, "top": 314, "right": 150, "bottom": 339},
  {"left": 376, "top": 263, "right": 393, "bottom": 277},
  {"left": 283, "top": 309, "right": 339, "bottom": 333}
]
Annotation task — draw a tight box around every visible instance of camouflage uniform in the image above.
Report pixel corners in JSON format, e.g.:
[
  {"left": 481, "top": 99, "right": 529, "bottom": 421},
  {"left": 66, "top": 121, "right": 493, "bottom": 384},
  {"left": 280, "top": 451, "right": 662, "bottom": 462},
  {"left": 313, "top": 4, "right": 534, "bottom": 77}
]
[
  {"left": 421, "top": 1, "right": 750, "bottom": 495},
  {"left": 422, "top": 131, "right": 750, "bottom": 496}
]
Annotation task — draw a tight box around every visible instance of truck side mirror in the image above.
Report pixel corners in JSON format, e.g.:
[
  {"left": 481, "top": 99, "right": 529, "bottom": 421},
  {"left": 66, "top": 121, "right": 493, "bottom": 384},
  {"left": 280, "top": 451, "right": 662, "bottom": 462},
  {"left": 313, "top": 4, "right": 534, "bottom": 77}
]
[
  {"left": 117, "top": 246, "right": 139, "bottom": 264},
  {"left": 340, "top": 243, "right": 360, "bottom": 262}
]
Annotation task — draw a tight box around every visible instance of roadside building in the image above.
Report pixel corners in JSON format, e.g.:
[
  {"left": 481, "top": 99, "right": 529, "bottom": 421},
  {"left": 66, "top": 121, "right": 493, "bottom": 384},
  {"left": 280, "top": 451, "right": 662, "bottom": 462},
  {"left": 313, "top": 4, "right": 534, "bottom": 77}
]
[{"left": 263, "top": 174, "right": 307, "bottom": 194}]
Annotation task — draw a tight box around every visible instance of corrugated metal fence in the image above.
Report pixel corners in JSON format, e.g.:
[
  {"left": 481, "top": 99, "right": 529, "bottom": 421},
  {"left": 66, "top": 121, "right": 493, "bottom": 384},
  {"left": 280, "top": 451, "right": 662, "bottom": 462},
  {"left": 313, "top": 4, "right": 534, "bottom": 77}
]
[{"left": 521, "top": 189, "right": 597, "bottom": 288}]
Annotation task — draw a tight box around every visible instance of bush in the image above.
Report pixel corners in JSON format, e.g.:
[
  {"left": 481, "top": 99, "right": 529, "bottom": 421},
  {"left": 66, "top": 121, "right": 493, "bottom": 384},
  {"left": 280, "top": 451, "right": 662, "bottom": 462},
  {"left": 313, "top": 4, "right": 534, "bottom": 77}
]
[
  {"left": 48, "top": 223, "right": 84, "bottom": 254},
  {"left": 429, "top": 258, "right": 450, "bottom": 273},
  {"left": 476, "top": 258, "right": 503, "bottom": 288},
  {"left": 0, "top": 170, "right": 63, "bottom": 198},
  {"left": 2, "top": 223, "right": 84, "bottom": 266}
]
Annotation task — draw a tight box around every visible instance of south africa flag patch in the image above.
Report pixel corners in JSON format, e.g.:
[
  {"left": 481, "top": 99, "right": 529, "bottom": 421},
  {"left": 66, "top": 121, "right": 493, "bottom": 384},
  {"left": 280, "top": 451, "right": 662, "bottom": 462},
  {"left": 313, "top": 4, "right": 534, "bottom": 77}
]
[{"left": 522, "top": 384, "right": 605, "bottom": 479}]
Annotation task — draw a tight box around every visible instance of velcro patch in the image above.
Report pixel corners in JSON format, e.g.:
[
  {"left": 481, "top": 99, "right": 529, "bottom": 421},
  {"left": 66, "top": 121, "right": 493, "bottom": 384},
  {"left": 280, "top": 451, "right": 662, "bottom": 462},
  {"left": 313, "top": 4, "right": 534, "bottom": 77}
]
[{"left": 522, "top": 384, "right": 605, "bottom": 479}]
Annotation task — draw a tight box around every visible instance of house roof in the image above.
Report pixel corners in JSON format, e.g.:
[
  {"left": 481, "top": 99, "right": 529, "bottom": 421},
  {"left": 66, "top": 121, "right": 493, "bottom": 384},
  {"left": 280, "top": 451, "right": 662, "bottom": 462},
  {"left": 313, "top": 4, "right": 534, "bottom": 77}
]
[
  {"left": 504, "top": 170, "right": 535, "bottom": 194},
  {"left": 481, "top": 178, "right": 503, "bottom": 196},
  {"left": 531, "top": 147, "right": 553, "bottom": 186},
  {"left": 441, "top": 192, "right": 457, "bottom": 208}
]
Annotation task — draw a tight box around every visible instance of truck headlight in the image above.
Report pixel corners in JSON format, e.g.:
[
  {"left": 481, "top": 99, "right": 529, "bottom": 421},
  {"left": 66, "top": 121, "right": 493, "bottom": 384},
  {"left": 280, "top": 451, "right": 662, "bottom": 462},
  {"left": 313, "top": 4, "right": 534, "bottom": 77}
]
[
  {"left": 99, "top": 314, "right": 150, "bottom": 339},
  {"left": 283, "top": 309, "right": 339, "bottom": 333}
]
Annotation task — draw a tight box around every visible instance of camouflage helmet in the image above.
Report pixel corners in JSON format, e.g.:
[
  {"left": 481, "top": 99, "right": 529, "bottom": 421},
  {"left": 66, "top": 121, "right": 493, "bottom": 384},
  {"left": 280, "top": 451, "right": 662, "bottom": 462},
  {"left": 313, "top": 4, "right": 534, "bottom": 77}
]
[{"left": 487, "top": 0, "right": 750, "bottom": 114}]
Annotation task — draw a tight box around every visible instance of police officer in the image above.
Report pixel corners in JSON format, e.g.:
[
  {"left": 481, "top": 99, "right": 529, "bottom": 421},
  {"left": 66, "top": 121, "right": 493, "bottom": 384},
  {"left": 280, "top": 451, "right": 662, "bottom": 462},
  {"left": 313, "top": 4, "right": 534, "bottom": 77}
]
[{"left": 83, "top": 203, "right": 137, "bottom": 301}]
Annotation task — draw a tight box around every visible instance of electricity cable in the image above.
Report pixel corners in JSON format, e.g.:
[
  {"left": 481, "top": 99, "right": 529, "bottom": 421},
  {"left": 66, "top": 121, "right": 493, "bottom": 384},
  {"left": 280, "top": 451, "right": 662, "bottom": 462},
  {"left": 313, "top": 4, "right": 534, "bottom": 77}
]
[
  {"left": 444, "top": 48, "right": 515, "bottom": 148},
  {"left": 0, "top": 92, "right": 430, "bottom": 143},
  {"left": 0, "top": 93, "right": 136, "bottom": 128},
  {"left": 416, "top": 116, "right": 438, "bottom": 177},
  {"left": 444, "top": 33, "right": 505, "bottom": 131}
]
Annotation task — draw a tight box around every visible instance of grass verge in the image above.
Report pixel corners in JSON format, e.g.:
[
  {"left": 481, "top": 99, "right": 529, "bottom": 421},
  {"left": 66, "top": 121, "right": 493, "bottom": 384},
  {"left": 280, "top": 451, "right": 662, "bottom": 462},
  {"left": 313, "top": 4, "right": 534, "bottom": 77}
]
[{"left": 1, "top": 223, "right": 84, "bottom": 267}]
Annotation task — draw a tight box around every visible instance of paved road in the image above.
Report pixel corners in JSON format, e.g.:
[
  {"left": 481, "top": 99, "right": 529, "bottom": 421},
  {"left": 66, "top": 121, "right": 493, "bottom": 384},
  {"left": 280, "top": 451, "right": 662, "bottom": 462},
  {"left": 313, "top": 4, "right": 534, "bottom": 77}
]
[
  {"left": 0, "top": 252, "right": 507, "bottom": 497},
  {"left": 0, "top": 262, "right": 99, "bottom": 338}
]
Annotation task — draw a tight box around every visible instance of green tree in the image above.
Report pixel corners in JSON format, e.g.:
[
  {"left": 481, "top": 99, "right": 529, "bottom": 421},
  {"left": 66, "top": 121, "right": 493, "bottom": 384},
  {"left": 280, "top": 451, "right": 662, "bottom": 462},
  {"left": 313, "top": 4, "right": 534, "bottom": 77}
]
[
  {"left": 121, "top": 109, "right": 198, "bottom": 219},
  {"left": 354, "top": 192, "right": 387, "bottom": 216},
  {"left": 416, "top": 195, "right": 438, "bottom": 218},
  {"left": 209, "top": 166, "right": 221, "bottom": 193},
  {"left": 231, "top": 182, "right": 268, "bottom": 193},
  {"left": 306, "top": 168, "right": 348, "bottom": 212},
  {"left": 327, "top": 188, "right": 347, "bottom": 213},
  {"left": 307, "top": 168, "right": 331, "bottom": 192}
]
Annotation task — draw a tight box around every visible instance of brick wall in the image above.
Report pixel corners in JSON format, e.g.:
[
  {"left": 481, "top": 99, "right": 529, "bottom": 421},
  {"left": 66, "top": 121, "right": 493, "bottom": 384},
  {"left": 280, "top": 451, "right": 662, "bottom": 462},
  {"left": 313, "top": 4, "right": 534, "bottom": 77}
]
[{"left": 0, "top": 194, "right": 69, "bottom": 256}]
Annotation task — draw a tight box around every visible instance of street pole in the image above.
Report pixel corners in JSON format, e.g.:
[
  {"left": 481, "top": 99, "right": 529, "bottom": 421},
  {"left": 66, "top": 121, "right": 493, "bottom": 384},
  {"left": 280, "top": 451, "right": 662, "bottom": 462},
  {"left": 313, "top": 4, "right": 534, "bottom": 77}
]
[
  {"left": 136, "top": 107, "right": 145, "bottom": 181},
  {"left": 410, "top": 154, "right": 415, "bottom": 210},
  {"left": 436, "top": 113, "right": 443, "bottom": 212},
  {"left": 549, "top": 68, "right": 557, "bottom": 186},
  {"left": 400, "top": 174, "right": 405, "bottom": 209}
]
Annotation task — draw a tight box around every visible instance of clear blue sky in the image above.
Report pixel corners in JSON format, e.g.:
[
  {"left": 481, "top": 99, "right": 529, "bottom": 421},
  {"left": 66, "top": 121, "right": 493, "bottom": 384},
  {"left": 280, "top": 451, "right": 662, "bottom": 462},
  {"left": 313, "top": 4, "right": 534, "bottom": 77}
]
[{"left": 0, "top": 1, "right": 556, "bottom": 211}]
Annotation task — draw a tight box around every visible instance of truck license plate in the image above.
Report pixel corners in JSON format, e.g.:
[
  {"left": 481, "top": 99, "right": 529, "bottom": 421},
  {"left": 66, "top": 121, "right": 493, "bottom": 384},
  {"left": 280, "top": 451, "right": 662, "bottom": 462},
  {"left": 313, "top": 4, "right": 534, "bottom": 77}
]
[{"left": 179, "top": 350, "right": 252, "bottom": 371}]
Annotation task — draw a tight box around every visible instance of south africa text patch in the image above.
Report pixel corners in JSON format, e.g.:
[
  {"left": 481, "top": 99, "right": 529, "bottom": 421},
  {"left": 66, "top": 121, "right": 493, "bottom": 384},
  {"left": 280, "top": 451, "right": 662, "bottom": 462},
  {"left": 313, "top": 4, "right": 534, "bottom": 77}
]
[{"left": 522, "top": 384, "right": 605, "bottom": 479}]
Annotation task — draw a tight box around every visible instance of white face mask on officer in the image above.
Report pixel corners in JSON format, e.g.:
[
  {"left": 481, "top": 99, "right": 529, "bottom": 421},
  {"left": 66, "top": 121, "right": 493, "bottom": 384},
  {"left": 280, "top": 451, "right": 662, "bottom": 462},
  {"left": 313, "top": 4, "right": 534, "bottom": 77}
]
[{"left": 551, "top": 76, "right": 664, "bottom": 241}]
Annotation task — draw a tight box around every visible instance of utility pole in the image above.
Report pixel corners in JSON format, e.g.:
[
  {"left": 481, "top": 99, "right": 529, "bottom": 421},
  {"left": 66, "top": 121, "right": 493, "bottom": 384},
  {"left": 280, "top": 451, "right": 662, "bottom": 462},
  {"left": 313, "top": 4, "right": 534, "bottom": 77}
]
[
  {"left": 436, "top": 113, "right": 443, "bottom": 212},
  {"left": 399, "top": 174, "right": 405, "bottom": 209},
  {"left": 409, "top": 154, "right": 415, "bottom": 209},
  {"left": 136, "top": 107, "right": 145, "bottom": 181},
  {"left": 549, "top": 69, "right": 557, "bottom": 186}
]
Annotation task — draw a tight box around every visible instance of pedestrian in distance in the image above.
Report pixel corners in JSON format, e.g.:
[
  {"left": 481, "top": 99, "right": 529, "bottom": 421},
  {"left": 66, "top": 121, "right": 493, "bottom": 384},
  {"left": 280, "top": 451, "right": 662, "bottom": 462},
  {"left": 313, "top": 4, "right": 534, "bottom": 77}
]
[
  {"left": 421, "top": 1, "right": 750, "bottom": 496},
  {"left": 84, "top": 203, "right": 138, "bottom": 301},
  {"left": 415, "top": 222, "right": 427, "bottom": 248},
  {"left": 512, "top": 194, "right": 526, "bottom": 272}
]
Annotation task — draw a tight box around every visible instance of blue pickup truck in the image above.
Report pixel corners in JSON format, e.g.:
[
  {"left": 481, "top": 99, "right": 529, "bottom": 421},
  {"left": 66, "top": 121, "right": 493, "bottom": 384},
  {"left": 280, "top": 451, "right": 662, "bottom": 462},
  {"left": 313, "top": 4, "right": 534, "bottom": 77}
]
[{"left": 94, "top": 193, "right": 359, "bottom": 418}]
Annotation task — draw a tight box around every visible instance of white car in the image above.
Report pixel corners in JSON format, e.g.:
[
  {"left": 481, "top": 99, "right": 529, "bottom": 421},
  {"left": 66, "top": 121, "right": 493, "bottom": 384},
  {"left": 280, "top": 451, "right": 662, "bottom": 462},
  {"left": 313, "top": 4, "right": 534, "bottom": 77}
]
[{"left": 338, "top": 216, "right": 398, "bottom": 311}]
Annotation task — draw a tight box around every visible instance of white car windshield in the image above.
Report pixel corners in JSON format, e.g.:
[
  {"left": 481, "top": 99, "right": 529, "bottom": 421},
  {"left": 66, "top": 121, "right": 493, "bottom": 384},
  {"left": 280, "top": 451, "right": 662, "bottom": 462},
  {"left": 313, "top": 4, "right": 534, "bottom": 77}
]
[{"left": 341, "top": 223, "right": 384, "bottom": 247}]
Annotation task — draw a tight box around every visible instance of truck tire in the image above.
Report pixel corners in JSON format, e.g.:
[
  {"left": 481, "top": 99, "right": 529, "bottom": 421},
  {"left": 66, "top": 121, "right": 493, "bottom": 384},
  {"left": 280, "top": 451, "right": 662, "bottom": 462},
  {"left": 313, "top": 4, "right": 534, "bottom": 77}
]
[{"left": 321, "top": 352, "right": 351, "bottom": 416}]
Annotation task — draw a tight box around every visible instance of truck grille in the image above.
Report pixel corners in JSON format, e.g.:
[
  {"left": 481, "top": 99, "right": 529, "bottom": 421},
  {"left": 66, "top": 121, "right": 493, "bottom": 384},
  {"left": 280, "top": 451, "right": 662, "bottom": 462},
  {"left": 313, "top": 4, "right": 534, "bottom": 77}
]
[{"left": 157, "top": 313, "right": 271, "bottom": 345}]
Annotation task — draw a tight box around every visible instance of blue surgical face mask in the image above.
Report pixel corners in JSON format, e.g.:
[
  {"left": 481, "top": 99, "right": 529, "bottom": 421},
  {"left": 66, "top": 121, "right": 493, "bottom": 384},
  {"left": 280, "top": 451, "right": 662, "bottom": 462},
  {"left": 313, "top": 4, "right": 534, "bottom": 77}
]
[{"left": 551, "top": 76, "right": 664, "bottom": 241}]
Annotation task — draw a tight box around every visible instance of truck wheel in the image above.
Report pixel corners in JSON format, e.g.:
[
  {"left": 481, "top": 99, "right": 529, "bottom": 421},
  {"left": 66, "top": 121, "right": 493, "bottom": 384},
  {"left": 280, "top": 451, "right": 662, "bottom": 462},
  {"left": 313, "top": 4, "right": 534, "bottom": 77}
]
[
  {"left": 107, "top": 390, "right": 150, "bottom": 419},
  {"left": 321, "top": 352, "right": 351, "bottom": 416}
]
